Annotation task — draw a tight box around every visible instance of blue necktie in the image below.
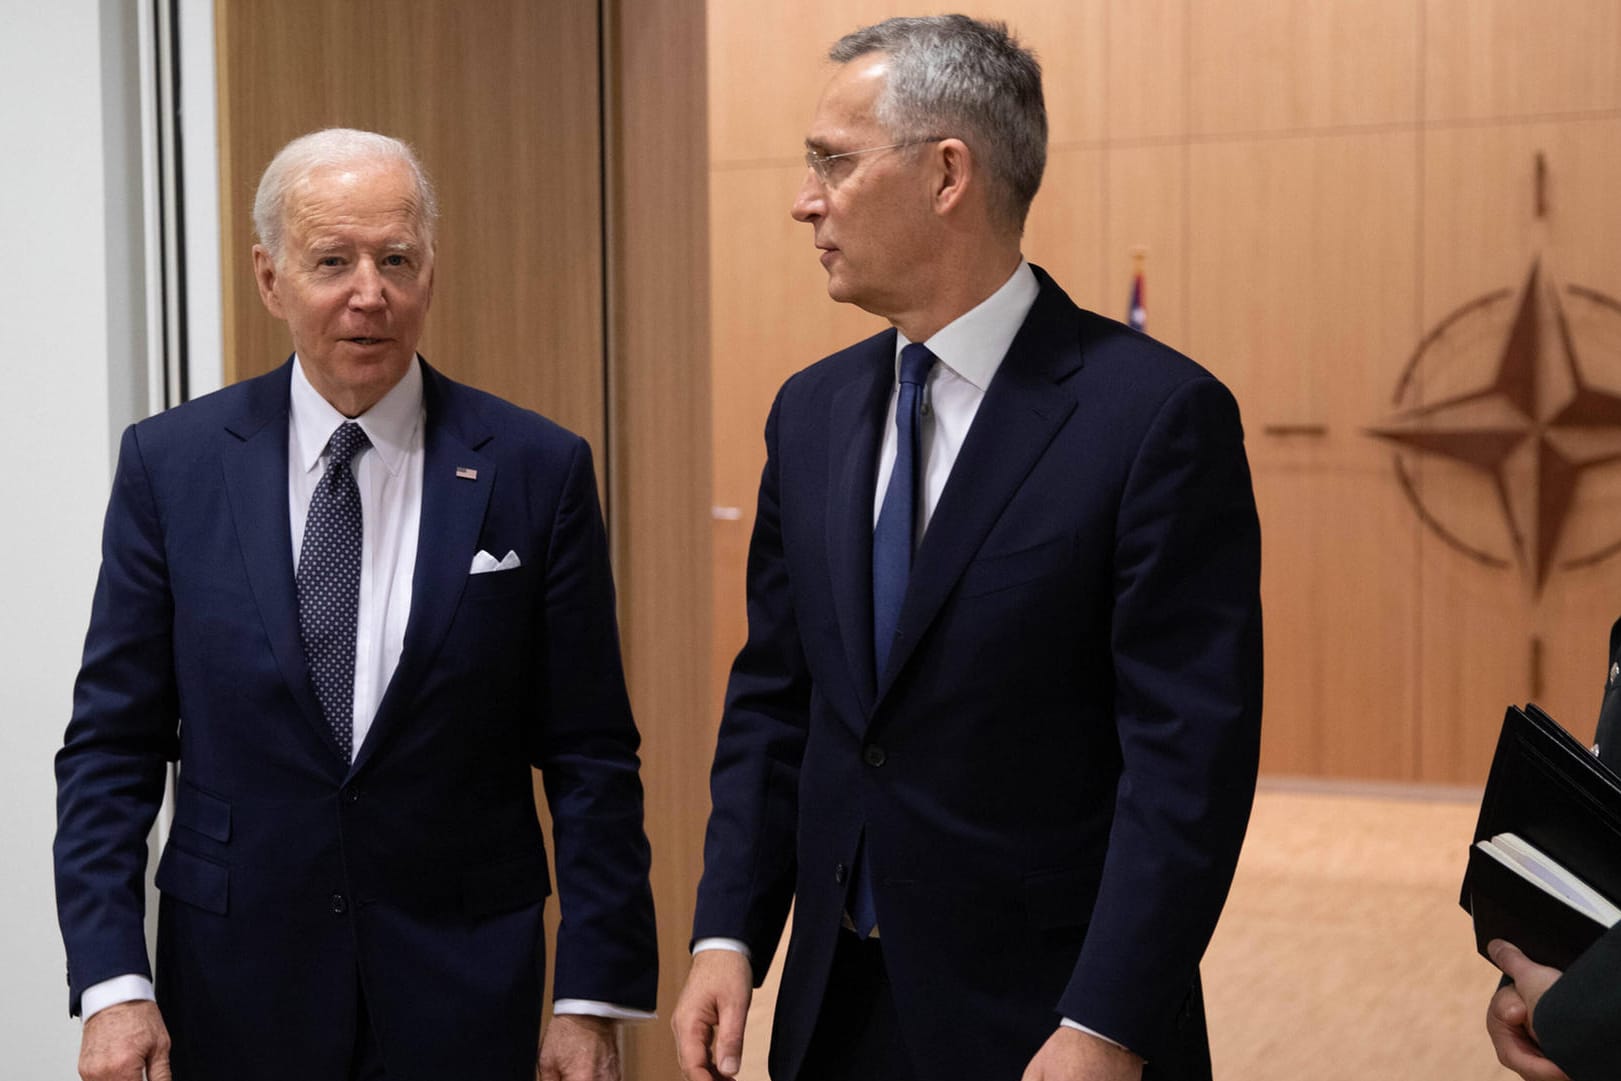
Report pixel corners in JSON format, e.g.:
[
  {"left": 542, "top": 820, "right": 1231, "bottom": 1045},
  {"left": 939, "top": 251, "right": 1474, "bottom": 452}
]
[
  {"left": 872, "top": 343, "right": 936, "bottom": 677},
  {"left": 297, "top": 421, "right": 370, "bottom": 761},
  {"left": 852, "top": 343, "right": 935, "bottom": 937}
]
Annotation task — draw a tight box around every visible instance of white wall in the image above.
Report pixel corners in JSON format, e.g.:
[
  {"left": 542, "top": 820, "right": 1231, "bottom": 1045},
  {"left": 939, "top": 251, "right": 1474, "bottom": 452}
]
[{"left": 0, "top": 0, "right": 147, "bottom": 1069}]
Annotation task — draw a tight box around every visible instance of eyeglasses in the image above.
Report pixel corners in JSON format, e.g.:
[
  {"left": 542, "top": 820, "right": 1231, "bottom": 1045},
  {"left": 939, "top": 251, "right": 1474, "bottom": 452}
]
[{"left": 803, "top": 138, "right": 947, "bottom": 185}]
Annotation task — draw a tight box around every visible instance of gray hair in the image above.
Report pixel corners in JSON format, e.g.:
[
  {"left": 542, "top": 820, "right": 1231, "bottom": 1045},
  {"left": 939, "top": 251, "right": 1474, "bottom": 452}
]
[
  {"left": 252, "top": 128, "right": 439, "bottom": 263},
  {"left": 830, "top": 15, "right": 1046, "bottom": 232}
]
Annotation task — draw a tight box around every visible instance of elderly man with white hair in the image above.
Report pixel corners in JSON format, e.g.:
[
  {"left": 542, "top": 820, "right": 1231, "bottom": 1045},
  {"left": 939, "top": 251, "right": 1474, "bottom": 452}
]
[{"left": 54, "top": 128, "right": 657, "bottom": 1081}]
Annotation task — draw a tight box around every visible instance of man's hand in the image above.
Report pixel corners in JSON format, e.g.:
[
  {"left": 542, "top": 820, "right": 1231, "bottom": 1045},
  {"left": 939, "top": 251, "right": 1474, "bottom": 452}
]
[
  {"left": 672, "top": 949, "right": 753, "bottom": 1080},
  {"left": 1486, "top": 940, "right": 1571, "bottom": 1081},
  {"left": 1021, "top": 1026, "right": 1143, "bottom": 1081},
  {"left": 537, "top": 1014, "right": 620, "bottom": 1081},
  {"left": 79, "top": 1000, "right": 171, "bottom": 1081}
]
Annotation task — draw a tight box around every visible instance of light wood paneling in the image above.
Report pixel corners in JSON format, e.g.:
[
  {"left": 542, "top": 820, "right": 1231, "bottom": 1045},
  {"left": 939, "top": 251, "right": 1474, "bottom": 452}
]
[
  {"left": 1189, "top": 132, "right": 1421, "bottom": 431},
  {"left": 1424, "top": 0, "right": 1621, "bottom": 122},
  {"left": 1189, "top": 0, "right": 1420, "bottom": 136},
  {"left": 1423, "top": 118, "right": 1621, "bottom": 323},
  {"left": 1104, "top": 144, "right": 1187, "bottom": 350},
  {"left": 1021, "top": 147, "right": 1107, "bottom": 313},
  {"left": 216, "top": 0, "right": 606, "bottom": 448},
  {"left": 1104, "top": 0, "right": 1187, "bottom": 141},
  {"left": 1412, "top": 117, "right": 1621, "bottom": 782},
  {"left": 1190, "top": 131, "right": 1422, "bottom": 777},
  {"left": 997, "top": 2, "right": 1106, "bottom": 147},
  {"left": 603, "top": 1, "right": 712, "bottom": 1073}
]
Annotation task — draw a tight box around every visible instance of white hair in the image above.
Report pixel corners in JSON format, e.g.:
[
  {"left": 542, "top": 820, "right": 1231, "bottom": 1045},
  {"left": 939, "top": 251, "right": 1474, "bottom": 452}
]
[{"left": 252, "top": 128, "right": 438, "bottom": 263}]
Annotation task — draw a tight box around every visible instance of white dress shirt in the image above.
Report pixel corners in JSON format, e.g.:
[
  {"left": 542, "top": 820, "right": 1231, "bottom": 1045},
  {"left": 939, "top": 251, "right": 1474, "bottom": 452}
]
[{"left": 84, "top": 357, "right": 645, "bottom": 1023}]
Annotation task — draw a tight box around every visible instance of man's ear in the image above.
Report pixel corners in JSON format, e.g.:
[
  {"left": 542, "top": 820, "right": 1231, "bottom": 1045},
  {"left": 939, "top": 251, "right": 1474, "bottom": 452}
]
[
  {"left": 252, "top": 244, "right": 285, "bottom": 319},
  {"left": 931, "top": 137, "right": 974, "bottom": 217}
]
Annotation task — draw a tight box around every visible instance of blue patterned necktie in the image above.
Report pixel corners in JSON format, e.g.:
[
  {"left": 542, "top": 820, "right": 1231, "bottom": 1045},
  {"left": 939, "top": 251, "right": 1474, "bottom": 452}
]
[
  {"left": 852, "top": 342, "right": 935, "bottom": 937},
  {"left": 297, "top": 421, "right": 370, "bottom": 761}
]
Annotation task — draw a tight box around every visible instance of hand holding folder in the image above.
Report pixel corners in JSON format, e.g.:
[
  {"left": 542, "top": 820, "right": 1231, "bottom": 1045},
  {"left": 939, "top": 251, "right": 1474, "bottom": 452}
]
[{"left": 1461, "top": 704, "right": 1621, "bottom": 971}]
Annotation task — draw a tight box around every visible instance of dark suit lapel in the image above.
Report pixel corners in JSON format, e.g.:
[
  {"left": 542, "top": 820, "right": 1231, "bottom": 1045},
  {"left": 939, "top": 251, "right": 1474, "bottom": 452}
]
[
  {"left": 827, "top": 334, "right": 896, "bottom": 713},
  {"left": 220, "top": 360, "right": 335, "bottom": 759},
  {"left": 875, "top": 279, "right": 1083, "bottom": 704},
  {"left": 355, "top": 362, "right": 493, "bottom": 773}
]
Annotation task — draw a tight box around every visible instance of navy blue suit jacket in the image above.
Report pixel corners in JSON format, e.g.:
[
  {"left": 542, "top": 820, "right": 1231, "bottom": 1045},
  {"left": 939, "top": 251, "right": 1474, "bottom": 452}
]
[
  {"left": 694, "top": 269, "right": 1263, "bottom": 1080},
  {"left": 55, "top": 359, "right": 656, "bottom": 1081}
]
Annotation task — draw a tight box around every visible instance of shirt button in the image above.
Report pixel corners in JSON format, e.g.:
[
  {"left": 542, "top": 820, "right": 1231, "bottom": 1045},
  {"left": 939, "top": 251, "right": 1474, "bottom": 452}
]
[
  {"left": 863, "top": 745, "right": 886, "bottom": 767},
  {"left": 834, "top": 863, "right": 848, "bottom": 885},
  {"left": 330, "top": 892, "right": 348, "bottom": 915}
]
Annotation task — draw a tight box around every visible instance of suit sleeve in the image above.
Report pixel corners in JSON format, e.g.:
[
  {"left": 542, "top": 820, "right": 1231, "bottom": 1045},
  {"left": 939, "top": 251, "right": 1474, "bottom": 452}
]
[
  {"left": 1534, "top": 890, "right": 1621, "bottom": 1078},
  {"left": 1058, "top": 377, "right": 1264, "bottom": 1055},
  {"left": 54, "top": 424, "right": 180, "bottom": 1015},
  {"left": 532, "top": 437, "right": 658, "bottom": 1010},
  {"left": 691, "top": 392, "right": 808, "bottom": 980}
]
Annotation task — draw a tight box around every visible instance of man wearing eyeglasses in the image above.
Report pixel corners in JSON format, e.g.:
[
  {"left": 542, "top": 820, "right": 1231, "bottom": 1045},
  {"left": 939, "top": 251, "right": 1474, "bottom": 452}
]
[{"left": 674, "top": 14, "right": 1262, "bottom": 1081}]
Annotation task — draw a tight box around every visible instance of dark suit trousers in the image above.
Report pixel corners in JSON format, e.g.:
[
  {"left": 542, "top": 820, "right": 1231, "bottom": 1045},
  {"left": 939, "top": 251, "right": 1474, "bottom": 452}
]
[{"left": 797, "top": 929, "right": 917, "bottom": 1081}]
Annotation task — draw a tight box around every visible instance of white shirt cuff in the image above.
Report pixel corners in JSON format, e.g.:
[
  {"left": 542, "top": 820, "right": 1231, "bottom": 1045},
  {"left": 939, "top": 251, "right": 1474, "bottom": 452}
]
[
  {"left": 692, "top": 937, "right": 752, "bottom": 961},
  {"left": 552, "top": 998, "right": 656, "bottom": 1022},
  {"left": 1061, "top": 1018, "right": 1133, "bottom": 1054},
  {"left": 81, "top": 975, "right": 155, "bottom": 1021}
]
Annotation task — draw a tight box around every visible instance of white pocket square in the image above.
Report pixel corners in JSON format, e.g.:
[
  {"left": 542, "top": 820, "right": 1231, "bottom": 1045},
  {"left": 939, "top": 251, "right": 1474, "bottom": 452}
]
[{"left": 469, "top": 549, "right": 521, "bottom": 574}]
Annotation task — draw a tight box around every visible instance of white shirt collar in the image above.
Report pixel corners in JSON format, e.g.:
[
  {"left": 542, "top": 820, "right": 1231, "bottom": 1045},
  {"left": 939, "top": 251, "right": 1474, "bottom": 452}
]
[
  {"left": 290, "top": 356, "right": 424, "bottom": 477},
  {"left": 895, "top": 260, "right": 1040, "bottom": 389}
]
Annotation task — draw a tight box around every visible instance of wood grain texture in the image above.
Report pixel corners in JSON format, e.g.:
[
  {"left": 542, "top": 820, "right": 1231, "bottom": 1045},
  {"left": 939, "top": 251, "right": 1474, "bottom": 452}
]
[
  {"left": 1104, "top": 0, "right": 1186, "bottom": 142},
  {"left": 216, "top": 0, "right": 606, "bottom": 450},
  {"left": 1424, "top": 0, "right": 1621, "bottom": 122},
  {"left": 602, "top": 0, "right": 713, "bottom": 1074},
  {"left": 1189, "top": 0, "right": 1421, "bottom": 136}
]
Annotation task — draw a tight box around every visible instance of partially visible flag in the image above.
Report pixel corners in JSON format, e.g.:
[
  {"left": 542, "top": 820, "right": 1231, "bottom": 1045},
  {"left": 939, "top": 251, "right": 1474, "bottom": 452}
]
[{"left": 1126, "top": 257, "right": 1146, "bottom": 332}]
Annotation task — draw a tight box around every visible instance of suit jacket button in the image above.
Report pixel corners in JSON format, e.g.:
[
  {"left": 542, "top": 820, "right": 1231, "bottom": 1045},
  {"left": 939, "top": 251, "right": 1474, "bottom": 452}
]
[
  {"left": 834, "top": 863, "right": 848, "bottom": 884},
  {"left": 345, "top": 787, "right": 361, "bottom": 804},
  {"left": 330, "top": 892, "right": 348, "bottom": 915},
  {"left": 863, "top": 745, "right": 886, "bottom": 767}
]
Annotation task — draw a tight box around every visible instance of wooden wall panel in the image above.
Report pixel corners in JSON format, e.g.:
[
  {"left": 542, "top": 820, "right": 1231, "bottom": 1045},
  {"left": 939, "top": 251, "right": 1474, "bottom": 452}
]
[
  {"left": 1189, "top": 132, "right": 1422, "bottom": 777},
  {"left": 1104, "top": 144, "right": 1187, "bottom": 350},
  {"left": 1104, "top": 0, "right": 1187, "bottom": 142},
  {"left": 603, "top": 0, "right": 712, "bottom": 1073},
  {"left": 1424, "top": 0, "right": 1621, "bottom": 122},
  {"left": 1189, "top": 133, "right": 1421, "bottom": 430},
  {"left": 1412, "top": 116, "right": 1621, "bottom": 780},
  {"left": 998, "top": 2, "right": 1106, "bottom": 147},
  {"left": 216, "top": 0, "right": 605, "bottom": 449},
  {"left": 1021, "top": 148, "right": 1107, "bottom": 314},
  {"left": 1189, "top": 0, "right": 1420, "bottom": 135}
]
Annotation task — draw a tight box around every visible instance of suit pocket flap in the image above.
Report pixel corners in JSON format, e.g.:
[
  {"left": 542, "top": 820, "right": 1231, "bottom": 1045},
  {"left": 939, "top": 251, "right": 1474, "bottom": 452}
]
[
  {"left": 155, "top": 844, "right": 229, "bottom": 915},
  {"left": 463, "top": 850, "right": 552, "bottom": 918},
  {"left": 957, "top": 536, "right": 1071, "bottom": 599},
  {"left": 1023, "top": 866, "right": 1101, "bottom": 930},
  {"left": 173, "top": 778, "right": 231, "bottom": 843}
]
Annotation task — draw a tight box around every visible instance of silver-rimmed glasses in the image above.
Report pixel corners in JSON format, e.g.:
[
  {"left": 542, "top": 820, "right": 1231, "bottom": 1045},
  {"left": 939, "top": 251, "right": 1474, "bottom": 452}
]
[{"left": 803, "top": 138, "right": 947, "bottom": 184}]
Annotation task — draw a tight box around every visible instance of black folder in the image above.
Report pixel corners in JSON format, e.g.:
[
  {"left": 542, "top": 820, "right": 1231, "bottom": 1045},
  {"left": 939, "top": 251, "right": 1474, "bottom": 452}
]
[{"left": 1460, "top": 703, "right": 1621, "bottom": 970}]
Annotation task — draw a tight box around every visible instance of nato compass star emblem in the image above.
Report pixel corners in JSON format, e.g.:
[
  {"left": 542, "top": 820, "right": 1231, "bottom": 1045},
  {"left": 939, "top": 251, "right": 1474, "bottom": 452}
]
[{"left": 1368, "top": 258, "right": 1621, "bottom": 594}]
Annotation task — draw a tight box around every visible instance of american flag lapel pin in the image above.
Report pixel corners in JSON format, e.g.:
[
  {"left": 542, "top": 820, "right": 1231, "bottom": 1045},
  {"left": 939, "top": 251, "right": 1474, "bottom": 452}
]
[{"left": 456, "top": 466, "right": 478, "bottom": 480}]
